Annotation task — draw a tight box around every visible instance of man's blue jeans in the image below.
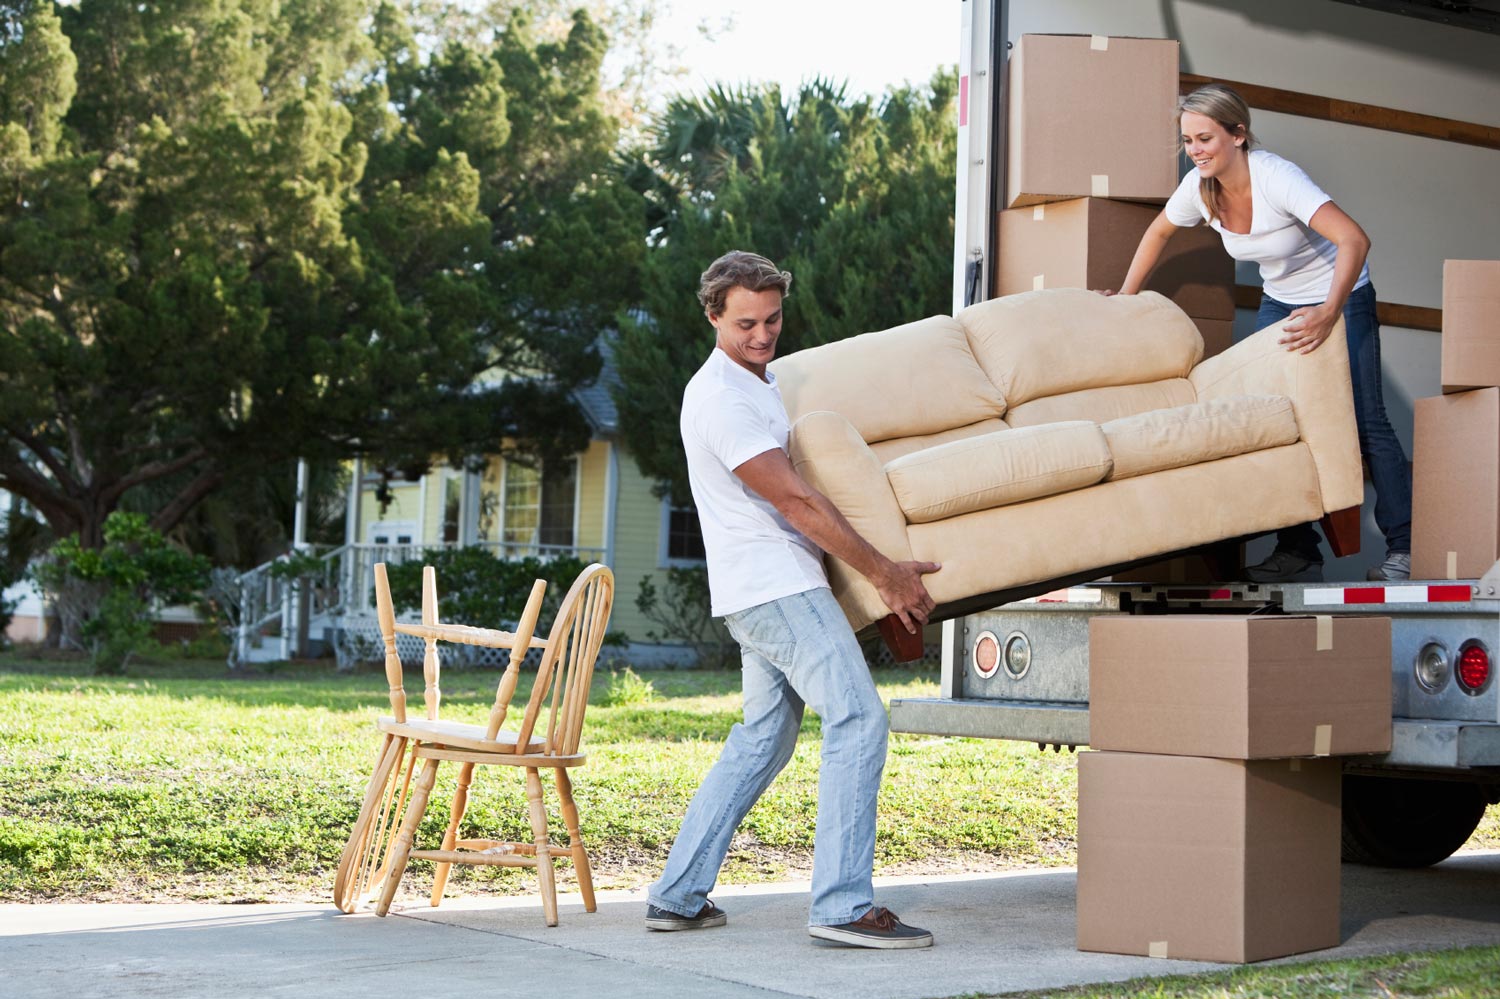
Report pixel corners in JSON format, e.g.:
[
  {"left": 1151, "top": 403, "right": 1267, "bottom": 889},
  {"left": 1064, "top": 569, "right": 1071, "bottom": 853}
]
[
  {"left": 1257, "top": 282, "right": 1413, "bottom": 558},
  {"left": 646, "top": 586, "right": 888, "bottom": 927}
]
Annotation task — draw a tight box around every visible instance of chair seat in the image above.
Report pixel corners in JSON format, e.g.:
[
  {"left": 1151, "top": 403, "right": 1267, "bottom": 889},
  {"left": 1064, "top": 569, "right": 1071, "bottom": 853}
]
[{"left": 377, "top": 716, "right": 547, "bottom": 754}]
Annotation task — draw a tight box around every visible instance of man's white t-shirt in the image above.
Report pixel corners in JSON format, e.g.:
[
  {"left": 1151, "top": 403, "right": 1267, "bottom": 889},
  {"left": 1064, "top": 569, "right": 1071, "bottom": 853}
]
[
  {"left": 680, "top": 348, "right": 827, "bottom": 617},
  {"left": 1165, "top": 148, "right": 1370, "bottom": 305}
]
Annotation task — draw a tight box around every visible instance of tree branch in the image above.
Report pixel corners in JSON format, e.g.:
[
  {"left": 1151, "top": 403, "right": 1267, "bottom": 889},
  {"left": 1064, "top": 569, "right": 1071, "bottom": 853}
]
[
  {"left": 149, "top": 467, "right": 225, "bottom": 536},
  {"left": 100, "top": 446, "right": 212, "bottom": 506}
]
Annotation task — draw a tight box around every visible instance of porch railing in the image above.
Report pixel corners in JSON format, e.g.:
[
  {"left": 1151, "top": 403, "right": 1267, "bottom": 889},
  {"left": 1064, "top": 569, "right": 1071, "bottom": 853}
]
[{"left": 224, "top": 541, "right": 607, "bottom": 666}]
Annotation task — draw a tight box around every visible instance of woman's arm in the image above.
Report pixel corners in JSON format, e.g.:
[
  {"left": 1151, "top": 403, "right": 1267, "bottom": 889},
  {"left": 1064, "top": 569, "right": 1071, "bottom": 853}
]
[
  {"left": 1278, "top": 201, "right": 1372, "bottom": 354},
  {"left": 1104, "top": 211, "right": 1181, "bottom": 295}
]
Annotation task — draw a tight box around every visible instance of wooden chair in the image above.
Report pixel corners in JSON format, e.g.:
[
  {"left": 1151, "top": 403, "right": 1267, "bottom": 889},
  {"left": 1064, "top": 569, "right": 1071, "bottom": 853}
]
[{"left": 333, "top": 561, "right": 615, "bottom": 927}]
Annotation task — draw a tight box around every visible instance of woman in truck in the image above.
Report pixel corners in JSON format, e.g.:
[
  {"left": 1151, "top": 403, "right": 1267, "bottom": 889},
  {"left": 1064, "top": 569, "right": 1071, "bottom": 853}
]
[{"left": 1107, "top": 82, "right": 1411, "bottom": 583}]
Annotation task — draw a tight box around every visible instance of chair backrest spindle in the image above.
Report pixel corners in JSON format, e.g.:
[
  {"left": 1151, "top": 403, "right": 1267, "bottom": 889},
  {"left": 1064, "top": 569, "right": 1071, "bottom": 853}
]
[
  {"left": 484, "top": 578, "right": 548, "bottom": 741},
  {"left": 373, "top": 563, "right": 407, "bottom": 724},
  {"left": 515, "top": 564, "right": 614, "bottom": 755}
]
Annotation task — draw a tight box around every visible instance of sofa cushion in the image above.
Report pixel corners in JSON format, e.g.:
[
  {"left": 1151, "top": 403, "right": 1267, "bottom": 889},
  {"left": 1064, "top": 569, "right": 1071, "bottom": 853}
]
[
  {"left": 1005, "top": 378, "right": 1197, "bottom": 429},
  {"left": 1102, "top": 395, "right": 1300, "bottom": 480},
  {"left": 884, "top": 421, "right": 1113, "bottom": 525},
  {"left": 869, "top": 418, "right": 1010, "bottom": 464},
  {"left": 956, "top": 288, "right": 1202, "bottom": 408},
  {"left": 771, "top": 316, "right": 1006, "bottom": 443}
]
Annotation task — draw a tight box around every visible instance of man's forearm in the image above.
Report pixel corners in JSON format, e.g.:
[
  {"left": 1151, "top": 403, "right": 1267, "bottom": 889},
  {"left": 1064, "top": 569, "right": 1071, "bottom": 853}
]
[{"left": 780, "top": 490, "right": 895, "bottom": 587}]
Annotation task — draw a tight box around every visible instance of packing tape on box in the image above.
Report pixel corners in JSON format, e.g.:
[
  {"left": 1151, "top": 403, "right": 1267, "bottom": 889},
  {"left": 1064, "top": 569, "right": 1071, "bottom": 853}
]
[
  {"left": 1033, "top": 274, "right": 1045, "bottom": 291},
  {"left": 1148, "top": 940, "right": 1168, "bottom": 959},
  {"left": 1091, "top": 35, "right": 1110, "bottom": 51},
  {"left": 1314, "top": 723, "right": 1333, "bottom": 757},
  {"left": 1033, "top": 205, "right": 1046, "bottom": 220},
  {"left": 1316, "top": 615, "right": 1333, "bottom": 651},
  {"left": 1448, "top": 551, "right": 1458, "bottom": 580},
  {"left": 1092, "top": 174, "right": 1110, "bottom": 197}
]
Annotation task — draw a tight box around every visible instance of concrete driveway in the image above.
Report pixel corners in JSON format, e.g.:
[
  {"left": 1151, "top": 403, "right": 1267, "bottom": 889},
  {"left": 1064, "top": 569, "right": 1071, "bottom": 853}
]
[{"left": 4, "top": 851, "right": 1498, "bottom": 999}]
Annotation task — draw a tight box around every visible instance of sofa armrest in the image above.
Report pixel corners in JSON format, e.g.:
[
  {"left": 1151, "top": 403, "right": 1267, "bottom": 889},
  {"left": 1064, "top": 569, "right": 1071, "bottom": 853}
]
[
  {"left": 1188, "top": 316, "right": 1363, "bottom": 512},
  {"left": 788, "top": 410, "right": 914, "bottom": 629}
]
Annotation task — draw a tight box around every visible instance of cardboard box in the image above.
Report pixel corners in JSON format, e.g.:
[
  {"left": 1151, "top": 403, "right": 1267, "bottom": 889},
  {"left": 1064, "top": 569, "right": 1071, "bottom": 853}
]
[
  {"left": 1089, "top": 615, "right": 1392, "bottom": 758},
  {"left": 1441, "top": 260, "right": 1500, "bottom": 393},
  {"left": 994, "top": 198, "right": 1235, "bottom": 320},
  {"left": 1077, "top": 752, "right": 1341, "bottom": 963},
  {"left": 1412, "top": 388, "right": 1500, "bottom": 579},
  {"left": 1005, "top": 35, "right": 1179, "bottom": 208}
]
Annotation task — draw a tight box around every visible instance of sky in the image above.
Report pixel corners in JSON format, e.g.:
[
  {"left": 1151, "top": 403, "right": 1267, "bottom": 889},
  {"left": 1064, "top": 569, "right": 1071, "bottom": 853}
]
[{"left": 646, "top": 1, "right": 961, "bottom": 102}]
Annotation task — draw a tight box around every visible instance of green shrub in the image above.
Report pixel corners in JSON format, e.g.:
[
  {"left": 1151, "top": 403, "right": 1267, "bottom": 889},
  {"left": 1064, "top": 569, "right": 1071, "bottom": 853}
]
[
  {"left": 636, "top": 565, "right": 735, "bottom": 668},
  {"left": 602, "top": 666, "right": 657, "bottom": 707},
  {"left": 383, "top": 549, "right": 626, "bottom": 650},
  {"left": 30, "top": 513, "right": 210, "bottom": 674}
]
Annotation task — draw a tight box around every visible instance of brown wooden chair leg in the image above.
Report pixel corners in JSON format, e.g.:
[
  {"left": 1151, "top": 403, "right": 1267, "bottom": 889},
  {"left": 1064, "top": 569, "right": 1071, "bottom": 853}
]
[
  {"left": 555, "top": 768, "right": 595, "bottom": 913},
  {"left": 1320, "top": 506, "right": 1362, "bottom": 558},
  {"left": 876, "top": 614, "right": 924, "bottom": 663},
  {"left": 429, "top": 760, "right": 476, "bottom": 908},
  {"left": 525, "top": 767, "right": 558, "bottom": 926}
]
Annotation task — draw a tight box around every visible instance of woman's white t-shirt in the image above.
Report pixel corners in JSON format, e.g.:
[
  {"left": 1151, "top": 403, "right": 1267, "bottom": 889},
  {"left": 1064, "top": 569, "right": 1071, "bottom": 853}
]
[
  {"left": 680, "top": 347, "right": 827, "bottom": 618},
  {"left": 1164, "top": 148, "right": 1370, "bottom": 305}
]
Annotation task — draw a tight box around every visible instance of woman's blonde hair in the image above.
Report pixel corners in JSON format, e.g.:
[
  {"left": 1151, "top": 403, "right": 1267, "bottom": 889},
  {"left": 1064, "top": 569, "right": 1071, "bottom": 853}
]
[{"left": 1177, "top": 83, "right": 1256, "bottom": 225}]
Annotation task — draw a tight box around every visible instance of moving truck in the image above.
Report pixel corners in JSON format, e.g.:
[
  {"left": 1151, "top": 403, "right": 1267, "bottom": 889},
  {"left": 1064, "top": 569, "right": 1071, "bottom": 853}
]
[{"left": 889, "top": 0, "right": 1500, "bottom": 867}]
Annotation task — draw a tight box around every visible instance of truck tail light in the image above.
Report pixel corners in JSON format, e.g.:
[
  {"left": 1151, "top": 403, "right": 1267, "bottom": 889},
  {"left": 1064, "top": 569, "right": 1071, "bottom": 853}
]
[{"left": 1457, "top": 641, "right": 1491, "bottom": 694}]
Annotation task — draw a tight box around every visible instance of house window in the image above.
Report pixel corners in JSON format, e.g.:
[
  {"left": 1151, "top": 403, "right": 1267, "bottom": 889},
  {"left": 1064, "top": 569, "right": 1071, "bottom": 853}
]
[
  {"left": 502, "top": 458, "right": 577, "bottom": 549},
  {"left": 660, "top": 500, "right": 706, "bottom": 566},
  {"left": 442, "top": 473, "right": 463, "bottom": 543}
]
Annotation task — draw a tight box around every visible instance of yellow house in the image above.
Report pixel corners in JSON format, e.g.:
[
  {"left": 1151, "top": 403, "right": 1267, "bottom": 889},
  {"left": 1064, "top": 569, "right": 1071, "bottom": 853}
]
[{"left": 344, "top": 341, "right": 704, "bottom": 664}]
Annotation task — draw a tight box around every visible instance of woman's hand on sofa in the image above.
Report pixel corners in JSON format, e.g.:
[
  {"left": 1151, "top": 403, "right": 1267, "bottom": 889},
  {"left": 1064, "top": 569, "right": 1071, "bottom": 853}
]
[{"left": 1278, "top": 304, "right": 1338, "bottom": 354}]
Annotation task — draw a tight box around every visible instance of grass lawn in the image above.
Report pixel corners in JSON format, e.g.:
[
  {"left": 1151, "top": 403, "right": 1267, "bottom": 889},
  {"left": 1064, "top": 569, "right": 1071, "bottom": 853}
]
[
  {"left": 0, "top": 652, "right": 1087, "bottom": 903},
  {"left": 997, "top": 944, "right": 1500, "bottom": 998}
]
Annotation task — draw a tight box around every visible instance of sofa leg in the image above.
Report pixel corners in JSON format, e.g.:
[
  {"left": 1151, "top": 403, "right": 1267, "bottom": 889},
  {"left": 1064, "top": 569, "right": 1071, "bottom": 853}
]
[
  {"left": 1320, "top": 506, "right": 1362, "bottom": 558},
  {"left": 876, "top": 615, "right": 925, "bottom": 664}
]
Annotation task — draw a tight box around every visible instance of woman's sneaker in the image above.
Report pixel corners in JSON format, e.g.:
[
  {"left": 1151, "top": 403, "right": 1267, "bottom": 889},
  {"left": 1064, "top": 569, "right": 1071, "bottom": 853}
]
[
  {"left": 809, "top": 906, "right": 933, "bottom": 949},
  {"left": 1366, "top": 551, "right": 1412, "bottom": 581},
  {"left": 645, "top": 901, "right": 727, "bottom": 931}
]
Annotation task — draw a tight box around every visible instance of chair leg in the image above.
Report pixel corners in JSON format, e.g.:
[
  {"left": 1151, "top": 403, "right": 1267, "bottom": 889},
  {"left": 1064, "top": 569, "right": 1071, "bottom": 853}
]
[
  {"left": 554, "top": 768, "right": 595, "bottom": 913},
  {"left": 525, "top": 767, "right": 558, "bottom": 926},
  {"left": 429, "top": 761, "right": 477, "bottom": 908},
  {"left": 376, "top": 755, "right": 440, "bottom": 917},
  {"left": 335, "top": 734, "right": 404, "bottom": 913}
]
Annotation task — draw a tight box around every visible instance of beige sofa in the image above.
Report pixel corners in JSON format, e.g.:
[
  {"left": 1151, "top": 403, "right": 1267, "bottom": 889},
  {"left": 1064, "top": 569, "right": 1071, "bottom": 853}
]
[{"left": 769, "top": 288, "right": 1363, "bottom": 654}]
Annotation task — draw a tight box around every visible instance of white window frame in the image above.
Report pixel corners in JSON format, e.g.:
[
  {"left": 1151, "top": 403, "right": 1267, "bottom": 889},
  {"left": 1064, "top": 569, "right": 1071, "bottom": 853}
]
[
  {"left": 499, "top": 455, "right": 582, "bottom": 550},
  {"left": 658, "top": 497, "right": 707, "bottom": 569}
]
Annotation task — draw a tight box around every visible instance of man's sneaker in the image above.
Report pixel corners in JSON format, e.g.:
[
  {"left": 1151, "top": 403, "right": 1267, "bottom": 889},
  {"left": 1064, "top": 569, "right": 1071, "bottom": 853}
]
[
  {"left": 809, "top": 906, "right": 933, "bottom": 949},
  {"left": 1367, "top": 550, "right": 1412, "bottom": 581},
  {"left": 645, "top": 901, "right": 727, "bottom": 931},
  {"left": 1245, "top": 550, "right": 1323, "bottom": 583}
]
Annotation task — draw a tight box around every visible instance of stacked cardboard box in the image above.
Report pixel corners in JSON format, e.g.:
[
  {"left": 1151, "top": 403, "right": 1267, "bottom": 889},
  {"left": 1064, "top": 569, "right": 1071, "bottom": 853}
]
[
  {"left": 1078, "top": 615, "right": 1392, "bottom": 963},
  {"left": 1412, "top": 260, "right": 1500, "bottom": 580},
  {"left": 999, "top": 34, "right": 1235, "bottom": 358}
]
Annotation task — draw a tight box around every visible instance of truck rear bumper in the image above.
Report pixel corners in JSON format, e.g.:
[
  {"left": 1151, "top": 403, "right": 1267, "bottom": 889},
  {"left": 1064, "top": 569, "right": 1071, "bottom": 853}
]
[{"left": 889, "top": 699, "right": 1500, "bottom": 769}]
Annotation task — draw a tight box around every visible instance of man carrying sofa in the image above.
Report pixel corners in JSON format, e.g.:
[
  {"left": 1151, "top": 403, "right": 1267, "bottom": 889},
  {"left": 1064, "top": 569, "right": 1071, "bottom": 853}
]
[{"left": 644, "top": 250, "right": 940, "bottom": 950}]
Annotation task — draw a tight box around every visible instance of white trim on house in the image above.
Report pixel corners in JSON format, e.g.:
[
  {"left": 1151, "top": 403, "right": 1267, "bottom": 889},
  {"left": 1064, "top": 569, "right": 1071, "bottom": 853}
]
[
  {"left": 603, "top": 442, "right": 619, "bottom": 567},
  {"left": 368, "top": 520, "right": 419, "bottom": 545}
]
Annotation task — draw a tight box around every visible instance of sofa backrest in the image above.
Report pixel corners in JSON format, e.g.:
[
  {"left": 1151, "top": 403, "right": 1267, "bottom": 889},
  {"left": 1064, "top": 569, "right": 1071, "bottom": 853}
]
[
  {"left": 956, "top": 289, "right": 1203, "bottom": 409},
  {"left": 1005, "top": 378, "right": 1197, "bottom": 429},
  {"left": 772, "top": 315, "right": 1006, "bottom": 444}
]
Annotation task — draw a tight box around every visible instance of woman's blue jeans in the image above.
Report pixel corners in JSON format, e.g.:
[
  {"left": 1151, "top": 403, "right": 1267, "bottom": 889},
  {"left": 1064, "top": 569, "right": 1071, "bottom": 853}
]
[
  {"left": 1257, "top": 282, "right": 1412, "bottom": 558},
  {"left": 646, "top": 586, "right": 888, "bottom": 927}
]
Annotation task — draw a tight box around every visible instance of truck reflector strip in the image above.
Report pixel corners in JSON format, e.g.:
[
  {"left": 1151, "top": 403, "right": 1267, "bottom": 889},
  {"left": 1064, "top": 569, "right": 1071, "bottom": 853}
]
[
  {"left": 1020, "top": 587, "right": 1103, "bottom": 604},
  {"left": 1303, "top": 585, "right": 1473, "bottom": 606}
]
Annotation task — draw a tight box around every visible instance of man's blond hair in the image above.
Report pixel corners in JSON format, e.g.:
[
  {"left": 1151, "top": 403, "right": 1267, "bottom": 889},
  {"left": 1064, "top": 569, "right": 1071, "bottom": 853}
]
[{"left": 697, "top": 251, "right": 792, "bottom": 317}]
